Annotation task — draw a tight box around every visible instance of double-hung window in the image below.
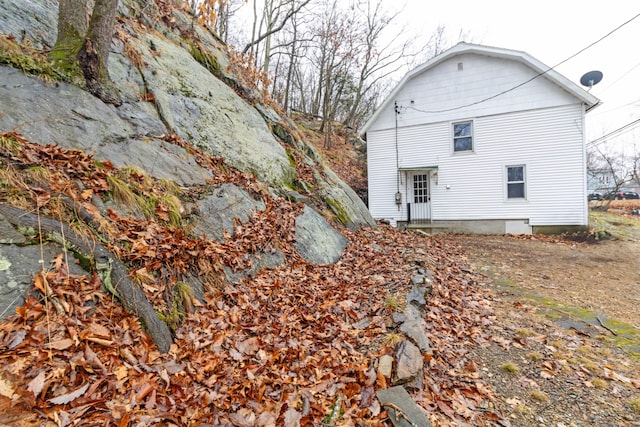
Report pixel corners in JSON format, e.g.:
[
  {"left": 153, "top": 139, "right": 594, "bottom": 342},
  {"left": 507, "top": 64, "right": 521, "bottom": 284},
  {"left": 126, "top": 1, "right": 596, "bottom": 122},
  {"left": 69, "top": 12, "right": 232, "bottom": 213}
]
[
  {"left": 507, "top": 165, "right": 525, "bottom": 199},
  {"left": 453, "top": 121, "right": 473, "bottom": 152}
]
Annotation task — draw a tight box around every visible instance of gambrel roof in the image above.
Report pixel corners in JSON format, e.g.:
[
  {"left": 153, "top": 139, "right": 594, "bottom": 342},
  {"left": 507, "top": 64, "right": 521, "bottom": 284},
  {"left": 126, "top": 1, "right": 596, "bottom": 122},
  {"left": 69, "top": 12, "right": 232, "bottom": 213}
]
[{"left": 360, "top": 42, "right": 601, "bottom": 135}]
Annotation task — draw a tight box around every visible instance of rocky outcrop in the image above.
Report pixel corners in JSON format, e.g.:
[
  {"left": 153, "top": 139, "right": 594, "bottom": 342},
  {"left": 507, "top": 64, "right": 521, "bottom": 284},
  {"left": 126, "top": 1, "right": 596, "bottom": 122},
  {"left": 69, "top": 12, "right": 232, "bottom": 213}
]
[
  {"left": 0, "top": 0, "right": 375, "bottom": 229},
  {"left": 376, "top": 272, "right": 435, "bottom": 393},
  {"left": 0, "top": 0, "right": 377, "bottom": 335},
  {"left": 193, "top": 184, "right": 267, "bottom": 242}
]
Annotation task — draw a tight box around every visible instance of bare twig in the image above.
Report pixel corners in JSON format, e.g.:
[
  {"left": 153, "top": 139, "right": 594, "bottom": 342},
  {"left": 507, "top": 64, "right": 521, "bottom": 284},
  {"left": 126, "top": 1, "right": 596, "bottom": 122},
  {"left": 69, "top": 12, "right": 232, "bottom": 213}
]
[{"left": 597, "top": 316, "right": 618, "bottom": 336}]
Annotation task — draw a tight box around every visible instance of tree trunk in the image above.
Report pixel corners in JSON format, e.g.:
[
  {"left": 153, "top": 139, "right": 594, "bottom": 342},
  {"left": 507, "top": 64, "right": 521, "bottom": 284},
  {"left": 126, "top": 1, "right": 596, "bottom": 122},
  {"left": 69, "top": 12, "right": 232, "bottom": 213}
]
[
  {"left": 216, "top": 1, "right": 229, "bottom": 43},
  {"left": 283, "top": 12, "right": 298, "bottom": 113},
  {"left": 52, "top": 0, "right": 120, "bottom": 104},
  {"left": 78, "top": 0, "right": 120, "bottom": 104},
  {"left": 51, "top": 0, "right": 88, "bottom": 72}
]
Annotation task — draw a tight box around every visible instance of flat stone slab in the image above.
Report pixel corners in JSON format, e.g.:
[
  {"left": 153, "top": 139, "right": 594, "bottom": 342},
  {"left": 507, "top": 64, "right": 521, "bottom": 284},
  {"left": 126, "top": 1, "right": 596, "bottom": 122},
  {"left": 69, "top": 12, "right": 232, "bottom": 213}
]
[{"left": 376, "top": 386, "right": 433, "bottom": 427}]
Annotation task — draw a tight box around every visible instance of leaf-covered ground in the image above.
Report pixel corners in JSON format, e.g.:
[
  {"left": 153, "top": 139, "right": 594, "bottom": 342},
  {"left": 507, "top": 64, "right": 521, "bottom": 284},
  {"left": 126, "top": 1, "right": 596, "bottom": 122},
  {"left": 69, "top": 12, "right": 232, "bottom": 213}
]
[
  {"left": 0, "top": 132, "right": 505, "bottom": 426},
  {"left": 4, "top": 124, "right": 640, "bottom": 426},
  {"left": 0, "top": 226, "right": 506, "bottom": 426}
]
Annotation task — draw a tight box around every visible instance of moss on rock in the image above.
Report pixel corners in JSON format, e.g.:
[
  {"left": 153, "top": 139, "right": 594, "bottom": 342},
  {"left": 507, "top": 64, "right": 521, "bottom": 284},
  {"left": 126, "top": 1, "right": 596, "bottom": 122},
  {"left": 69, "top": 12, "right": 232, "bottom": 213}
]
[
  {"left": 326, "top": 197, "right": 352, "bottom": 227},
  {"left": 0, "top": 36, "right": 68, "bottom": 81},
  {"left": 188, "top": 41, "right": 222, "bottom": 77}
]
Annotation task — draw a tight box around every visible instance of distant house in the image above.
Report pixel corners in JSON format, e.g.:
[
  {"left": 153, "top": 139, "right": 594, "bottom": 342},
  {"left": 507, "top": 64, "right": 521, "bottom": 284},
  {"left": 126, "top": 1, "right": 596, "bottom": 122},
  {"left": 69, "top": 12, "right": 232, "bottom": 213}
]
[
  {"left": 360, "top": 43, "right": 600, "bottom": 234},
  {"left": 587, "top": 169, "right": 615, "bottom": 194}
]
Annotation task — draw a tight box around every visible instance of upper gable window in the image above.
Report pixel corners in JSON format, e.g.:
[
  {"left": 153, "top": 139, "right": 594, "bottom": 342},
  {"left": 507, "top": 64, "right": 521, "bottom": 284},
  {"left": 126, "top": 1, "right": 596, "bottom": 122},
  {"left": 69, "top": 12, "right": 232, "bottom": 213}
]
[{"left": 453, "top": 121, "right": 473, "bottom": 152}]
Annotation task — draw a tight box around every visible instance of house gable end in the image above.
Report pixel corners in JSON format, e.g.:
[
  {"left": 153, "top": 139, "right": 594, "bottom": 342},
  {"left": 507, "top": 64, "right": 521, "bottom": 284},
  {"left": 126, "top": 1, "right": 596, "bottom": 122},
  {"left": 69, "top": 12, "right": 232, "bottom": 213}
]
[{"left": 361, "top": 42, "right": 600, "bottom": 135}]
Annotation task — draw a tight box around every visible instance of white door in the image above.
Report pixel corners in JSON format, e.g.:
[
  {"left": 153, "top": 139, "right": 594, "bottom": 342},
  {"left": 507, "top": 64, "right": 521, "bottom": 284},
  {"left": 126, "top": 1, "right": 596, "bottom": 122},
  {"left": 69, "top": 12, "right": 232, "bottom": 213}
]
[{"left": 409, "top": 172, "right": 431, "bottom": 223}]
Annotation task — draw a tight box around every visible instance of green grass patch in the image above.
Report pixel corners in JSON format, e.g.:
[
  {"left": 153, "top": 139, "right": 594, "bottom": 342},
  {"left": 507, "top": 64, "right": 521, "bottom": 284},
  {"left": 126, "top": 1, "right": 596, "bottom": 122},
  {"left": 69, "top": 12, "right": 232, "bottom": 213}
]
[
  {"left": 628, "top": 397, "right": 640, "bottom": 413},
  {"left": 529, "top": 390, "right": 549, "bottom": 403},
  {"left": 588, "top": 211, "right": 640, "bottom": 241},
  {"left": 500, "top": 362, "right": 520, "bottom": 374},
  {"left": 524, "top": 295, "right": 640, "bottom": 362}
]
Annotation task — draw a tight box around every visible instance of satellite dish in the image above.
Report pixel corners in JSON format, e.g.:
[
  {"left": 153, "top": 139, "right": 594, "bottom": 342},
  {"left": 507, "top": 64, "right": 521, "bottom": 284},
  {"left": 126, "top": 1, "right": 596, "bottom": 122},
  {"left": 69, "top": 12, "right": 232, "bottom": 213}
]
[{"left": 580, "top": 70, "right": 603, "bottom": 89}]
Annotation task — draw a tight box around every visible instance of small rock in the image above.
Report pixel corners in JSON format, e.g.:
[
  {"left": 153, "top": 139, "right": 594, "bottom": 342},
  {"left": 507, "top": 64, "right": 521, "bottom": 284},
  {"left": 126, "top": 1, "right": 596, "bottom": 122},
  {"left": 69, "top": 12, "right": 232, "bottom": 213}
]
[
  {"left": 391, "top": 312, "right": 406, "bottom": 324},
  {"left": 404, "top": 372, "right": 424, "bottom": 391},
  {"left": 378, "top": 355, "right": 393, "bottom": 378},
  {"left": 394, "top": 340, "right": 423, "bottom": 383},
  {"left": 285, "top": 190, "right": 310, "bottom": 203},
  {"left": 407, "top": 286, "right": 426, "bottom": 306},
  {"left": 376, "top": 386, "right": 433, "bottom": 427},
  {"left": 353, "top": 317, "right": 371, "bottom": 329},
  {"left": 410, "top": 275, "right": 425, "bottom": 285},
  {"left": 424, "top": 281, "right": 433, "bottom": 294},
  {"left": 400, "top": 320, "right": 432, "bottom": 353},
  {"left": 401, "top": 305, "right": 431, "bottom": 352}
]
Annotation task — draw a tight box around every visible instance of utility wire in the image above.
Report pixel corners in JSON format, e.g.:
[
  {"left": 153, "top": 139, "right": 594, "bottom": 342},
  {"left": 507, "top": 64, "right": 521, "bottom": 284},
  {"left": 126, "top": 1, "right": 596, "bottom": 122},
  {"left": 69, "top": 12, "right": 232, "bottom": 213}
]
[
  {"left": 589, "top": 99, "right": 639, "bottom": 117},
  {"left": 593, "top": 60, "right": 640, "bottom": 97},
  {"left": 587, "top": 117, "right": 640, "bottom": 147},
  {"left": 405, "top": 11, "right": 640, "bottom": 114}
]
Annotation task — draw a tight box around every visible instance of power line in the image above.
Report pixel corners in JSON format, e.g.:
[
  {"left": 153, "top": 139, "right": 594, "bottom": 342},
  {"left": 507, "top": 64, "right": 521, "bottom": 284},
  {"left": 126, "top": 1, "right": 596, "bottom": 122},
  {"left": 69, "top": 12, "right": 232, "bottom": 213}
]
[
  {"left": 588, "top": 99, "right": 639, "bottom": 117},
  {"left": 405, "top": 11, "right": 640, "bottom": 115},
  {"left": 593, "top": 60, "right": 640, "bottom": 97},
  {"left": 587, "top": 117, "right": 640, "bottom": 147}
]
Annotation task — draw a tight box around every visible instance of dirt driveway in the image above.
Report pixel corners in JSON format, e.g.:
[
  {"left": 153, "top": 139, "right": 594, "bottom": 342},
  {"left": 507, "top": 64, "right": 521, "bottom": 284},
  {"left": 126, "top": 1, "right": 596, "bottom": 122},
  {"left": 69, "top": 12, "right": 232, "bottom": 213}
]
[
  {"left": 439, "top": 214, "right": 640, "bottom": 426},
  {"left": 449, "top": 234, "right": 640, "bottom": 329}
]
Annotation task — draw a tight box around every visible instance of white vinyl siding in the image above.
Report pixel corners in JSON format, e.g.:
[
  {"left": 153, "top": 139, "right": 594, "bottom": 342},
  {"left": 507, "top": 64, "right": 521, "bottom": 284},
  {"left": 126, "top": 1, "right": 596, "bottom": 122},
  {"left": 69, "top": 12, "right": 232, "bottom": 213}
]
[
  {"left": 367, "top": 104, "right": 588, "bottom": 227},
  {"left": 367, "top": 128, "right": 403, "bottom": 224},
  {"left": 366, "top": 53, "right": 578, "bottom": 133}
]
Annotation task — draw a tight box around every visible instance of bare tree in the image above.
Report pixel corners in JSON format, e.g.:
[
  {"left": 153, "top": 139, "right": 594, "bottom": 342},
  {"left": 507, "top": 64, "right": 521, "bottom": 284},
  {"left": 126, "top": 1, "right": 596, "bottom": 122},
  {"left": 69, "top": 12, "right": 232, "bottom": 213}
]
[
  {"left": 587, "top": 144, "right": 635, "bottom": 208},
  {"left": 222, "top": 0, "right": 468, "bottom": 143},
  {"left": 213, "top": 1, "right": 246, "bottom": 43},
  {"left": 337, "top": 1, "right": 416, "bottom": 129},
  {"left": 242, "top": 0, "right": 312, "bottom": 74},
  {"left": 310, "top": 0, "right": 357, "bottom": 147}
]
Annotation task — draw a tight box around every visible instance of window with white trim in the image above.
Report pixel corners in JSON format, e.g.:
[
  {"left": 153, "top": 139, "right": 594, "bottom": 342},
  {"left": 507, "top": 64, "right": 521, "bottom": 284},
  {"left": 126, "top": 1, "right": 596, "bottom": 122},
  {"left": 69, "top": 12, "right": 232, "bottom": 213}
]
[
  {"left": 453, "top": 121, "right": 473, "bottom": 152},
  {"left": 507, "top": 165, "right": 525, "bottom": 199}
]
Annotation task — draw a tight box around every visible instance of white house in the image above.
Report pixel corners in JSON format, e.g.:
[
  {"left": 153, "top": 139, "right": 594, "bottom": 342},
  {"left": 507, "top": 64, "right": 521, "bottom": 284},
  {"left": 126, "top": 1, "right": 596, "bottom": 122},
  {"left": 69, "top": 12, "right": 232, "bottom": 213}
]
[{"left": 361, "top": 43, "right": 600, "bottom": 234}]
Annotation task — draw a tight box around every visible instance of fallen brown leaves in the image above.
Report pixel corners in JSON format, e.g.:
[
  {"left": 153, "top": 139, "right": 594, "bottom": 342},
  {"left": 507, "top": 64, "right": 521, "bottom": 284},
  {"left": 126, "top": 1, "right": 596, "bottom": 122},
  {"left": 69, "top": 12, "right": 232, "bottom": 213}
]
[
  {"left": 0, "top": 225, "right": 505, "bottom": 426},
  {"left": 1, "top": 131, "right": 505, "bottom": 425}
]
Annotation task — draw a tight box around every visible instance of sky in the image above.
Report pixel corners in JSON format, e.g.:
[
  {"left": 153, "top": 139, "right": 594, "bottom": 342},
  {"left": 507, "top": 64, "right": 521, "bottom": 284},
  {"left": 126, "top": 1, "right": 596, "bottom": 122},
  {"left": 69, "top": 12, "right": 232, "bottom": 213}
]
[{"left": 395, "top": 1, "right": 640, "bottom": 154}]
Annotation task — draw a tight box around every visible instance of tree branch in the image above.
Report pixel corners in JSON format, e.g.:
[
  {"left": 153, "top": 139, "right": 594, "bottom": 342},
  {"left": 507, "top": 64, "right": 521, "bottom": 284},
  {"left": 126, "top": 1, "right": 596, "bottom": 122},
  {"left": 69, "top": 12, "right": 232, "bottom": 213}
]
[{"left": 242, "top": 0, "right": 312, "bottom": 54}]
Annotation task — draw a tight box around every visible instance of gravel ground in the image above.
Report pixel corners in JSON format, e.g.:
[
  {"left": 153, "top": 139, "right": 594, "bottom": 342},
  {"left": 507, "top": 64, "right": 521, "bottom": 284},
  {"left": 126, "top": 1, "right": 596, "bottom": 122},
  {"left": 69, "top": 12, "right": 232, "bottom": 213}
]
[{"left": 441, "top": 230, "right": 640, "bottom": 426}]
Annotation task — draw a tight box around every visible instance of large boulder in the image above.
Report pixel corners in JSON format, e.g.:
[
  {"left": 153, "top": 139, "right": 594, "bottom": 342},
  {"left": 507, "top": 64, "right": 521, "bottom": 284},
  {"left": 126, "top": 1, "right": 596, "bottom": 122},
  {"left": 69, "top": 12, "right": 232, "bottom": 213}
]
[
  {"left": 317, "top": 168, "right": 377, "bottom": 229},
  {"left": 0, "top": 0, "right": 375, "bottom": 231},
  {"left": 0, "top": 67, "right": 212, "bottom": 186},
  {"left": 295, "top": 206, "right": 349, "bottom": 265},
  {"left": 0, "top": 0, "right": 375, "bottom": 355},
  {"left": 192, "top": 183, "right": 266, "bottom": 242},
  {"left": 0, "top": 0, "right": 57, "bottom": 49},
  {"left": 0, "top": 0, "right": 369, "bottom": 282},
  {"left": 0, "top": 211, "right": 88, "bottom": 321}
]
